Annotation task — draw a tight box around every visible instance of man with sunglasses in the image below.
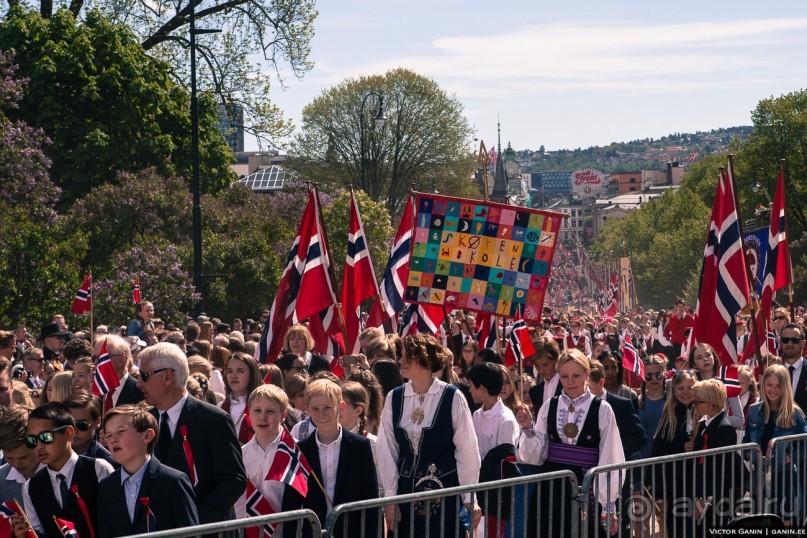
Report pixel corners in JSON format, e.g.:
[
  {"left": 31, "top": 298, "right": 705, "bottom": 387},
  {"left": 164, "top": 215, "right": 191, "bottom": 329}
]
[
  {"left": 13, "top": 402, "right": 113, "bottom": 538},
  {"left": 93, "top": 335, "right": 144, "bottom": 408},
  {"left": 779, "top": 323, "right": 807, "bottom": 413},
  {"left": 136, "top": 342, "right": 246, "bottom": 532}
]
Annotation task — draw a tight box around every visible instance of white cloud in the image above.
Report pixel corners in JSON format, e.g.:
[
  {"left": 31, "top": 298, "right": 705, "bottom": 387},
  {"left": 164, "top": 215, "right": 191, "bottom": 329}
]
[{"left": 313, "top": 18, "right": 807, "bottom": 96}]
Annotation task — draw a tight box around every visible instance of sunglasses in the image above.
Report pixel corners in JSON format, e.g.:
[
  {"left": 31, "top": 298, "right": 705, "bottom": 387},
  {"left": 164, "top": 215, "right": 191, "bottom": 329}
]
[
  {"left": 24, "top": 357, "right": 45, "bottom": 363},
  {"left": 781, "top": 337, "right": 802, "bottom": 344},
  {"left": 74, "top": 420, "right": 92, "bottom": 432},
  {"left": 140, "top": 368, "right": 171, "bottom": 382},
  {"left": 774, "top": 316, "right": 787, "bottom": 321},
  {"left": 23, "top": 425, "right": 70, "bottom": 448},
  {"left": 645, "top": 373, "right": 665, "bottom": 380}
]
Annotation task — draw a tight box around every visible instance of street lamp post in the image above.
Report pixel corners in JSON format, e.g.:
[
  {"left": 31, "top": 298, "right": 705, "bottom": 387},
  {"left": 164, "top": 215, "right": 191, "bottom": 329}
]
[
  {"left": 358, "top": 92, "right": 386, "bottom": 194},
  {"left": 189, "top": 2, "right": 221, "bottom": 315}
]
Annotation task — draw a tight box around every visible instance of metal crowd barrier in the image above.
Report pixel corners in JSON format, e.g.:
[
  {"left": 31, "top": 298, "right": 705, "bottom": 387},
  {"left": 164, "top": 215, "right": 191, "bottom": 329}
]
[
  {"left": 324, "top": 469, "right": 579, "bottom": 538},
  {"left": 127, "top": 509, "right": 322, "bottom": 538},
  {"left": 767, "top": 432, "right": 807, "bottom": 526},
  {"left": 579, "top": 443, "right": 763, "bottom": 538}
]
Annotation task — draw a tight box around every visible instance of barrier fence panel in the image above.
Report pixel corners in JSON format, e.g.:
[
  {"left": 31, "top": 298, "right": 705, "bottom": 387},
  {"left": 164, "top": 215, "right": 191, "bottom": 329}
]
[
  {"left": 767, "top": 432, "right": 807, "bottom": 526},
  {"left": 323, "top": 469, "right": 579, "bottom": 538},
  {"left": 579, "top": 443, "right": 763, "bottom": 538},
  {"left": 126, "top": 509, "right": 322, "bottom": 538}
]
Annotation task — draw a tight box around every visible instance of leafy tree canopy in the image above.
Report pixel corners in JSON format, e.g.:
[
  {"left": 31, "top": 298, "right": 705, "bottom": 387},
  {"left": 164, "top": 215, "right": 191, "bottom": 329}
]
[
  {"left": 286, "top": 68, "right": 479, "bottom": 216},
  {"left": 0, "top": 8, "right": 234, "bottom": 206}
]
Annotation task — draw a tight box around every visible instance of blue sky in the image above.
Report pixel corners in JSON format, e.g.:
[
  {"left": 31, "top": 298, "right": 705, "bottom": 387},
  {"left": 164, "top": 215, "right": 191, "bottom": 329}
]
[{"left": 251, "top": 0, "right": 807, "bottom": 153}]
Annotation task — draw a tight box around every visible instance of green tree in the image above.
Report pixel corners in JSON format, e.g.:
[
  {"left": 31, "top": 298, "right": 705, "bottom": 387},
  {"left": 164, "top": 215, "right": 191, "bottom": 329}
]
[
  {"left": 286, "top": 68, "right": 479, "bottom": 216},
  {"left": 321, "top": 189, "right": 394, "bottom": 286},
  {"left": 0, "top": 8, "right": 234, "bottom": 206}
]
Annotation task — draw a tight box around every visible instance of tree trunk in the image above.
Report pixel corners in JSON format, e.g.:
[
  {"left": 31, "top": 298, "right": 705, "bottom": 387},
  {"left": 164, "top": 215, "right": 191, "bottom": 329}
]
[{"left": 40, "top": 0, "right": 52, "bottom": 17}]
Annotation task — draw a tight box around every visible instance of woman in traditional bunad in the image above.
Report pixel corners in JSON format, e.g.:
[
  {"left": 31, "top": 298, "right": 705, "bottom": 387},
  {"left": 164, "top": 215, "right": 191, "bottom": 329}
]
[{"left": 516, "top": 349, "right": 625, "bottom": 536}]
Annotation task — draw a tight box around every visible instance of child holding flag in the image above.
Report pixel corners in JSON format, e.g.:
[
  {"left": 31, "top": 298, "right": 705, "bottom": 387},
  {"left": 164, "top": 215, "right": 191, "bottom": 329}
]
[{"left": 97, "top": 404, "right": 198, "bottom": 537}]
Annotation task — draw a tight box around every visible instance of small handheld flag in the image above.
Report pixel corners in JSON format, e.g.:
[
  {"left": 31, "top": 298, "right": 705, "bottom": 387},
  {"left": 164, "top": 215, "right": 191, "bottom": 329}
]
[
  {"left": 91, "top": 340, "right": 120, "bottom": 398},
  {"left": 53, "top": 517, "right": 78, "bottom": 538},
  {"left": 133, "top": 278, "right": 141, "bottom": 306},
  {"left": 71, "top": 273, "right": 92, "bottom": 315}
]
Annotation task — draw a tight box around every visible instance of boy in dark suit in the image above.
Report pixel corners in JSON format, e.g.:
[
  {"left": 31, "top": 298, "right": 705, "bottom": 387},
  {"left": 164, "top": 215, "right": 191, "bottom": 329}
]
[
  {"left": 282, "top": 378, "right": 379, "bottom": 538},
  {"left": 97, "top": 404, "right": 198, "bottom": 537},
  {"left": 12, "top": 403, "right": 114, "bottom": 538}
]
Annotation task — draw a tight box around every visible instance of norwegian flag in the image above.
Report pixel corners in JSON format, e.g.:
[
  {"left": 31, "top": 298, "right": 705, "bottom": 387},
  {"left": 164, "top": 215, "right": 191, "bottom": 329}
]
[
  {"left": 70, "top": 272, "right": 92, "bottom": 315},
  {"left": 54, "top": 518, "right": 78, "bottom": 538},
  {"left": 692, "top": 165, "right": 750, "bottom": 366},
  {"left": 307, "top": 306, "right": 344, "bottom": 358},
  {"left": 341, "top": 191, "right": 382, "bottom": 353},
  {"left": 257, "top": 190, "right": 338, "bottom": 363},
  {"left": 504, "top": 314, "right": 536, "bottom": 367},
  {"left": 475, "top": 313, "right": 497, "bottom": 349},
  {"left": 1, "top": 502, "right": 35, "bottom": 538},
  {"left": 133, "top": 277, "right": 141, "bottom": 306},
  {"left": 603, "top": 273, "right": 619, "bottom": 318},
  {"left": 400, "top": 303, "right": 445, "bottom": 338},
  {"left": 92, "top": 340, "right": 120, "bottom": 397},
  {"left": 621, "top": 334, "right": 644, "bottom": 388},
  {"left": 743, "top": 162, "right": 792, "bottom": 362},
  {"left": 244, "top": 481, "right": 277, "bottom": 538},
  {"left": 368, "top": 196, "right": 415, "bottom": 330},
  {"left": 718, "top": 364, "right": 742, "bottom": 398},
  {"left": 265, "top": 430, "right": 313, "bottom": 498}
]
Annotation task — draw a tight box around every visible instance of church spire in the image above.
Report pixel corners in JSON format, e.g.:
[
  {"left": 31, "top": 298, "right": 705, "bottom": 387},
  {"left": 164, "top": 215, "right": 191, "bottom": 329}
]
[{"left": 491, "top": 116, "right": 509, "bottom": 203}]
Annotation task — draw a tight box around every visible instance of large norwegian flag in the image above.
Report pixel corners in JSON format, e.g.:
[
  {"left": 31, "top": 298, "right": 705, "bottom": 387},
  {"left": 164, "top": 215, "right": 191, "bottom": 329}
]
[
  {"left": 244, "top": 481, "right": 277, "bottom": 538},
  {"left": 692, "top": 165, "right": 750, "bottom": 366},
  {"left": 258, "top": 190, "right": 338, "bottom": 363},
  {"left": 622, "top": 334, "right": 644, "bottom": 388},
  {"left": 603, "top": 272, "right": 619, "bottom": 318},
  {"left": 307, "top": 306, "right": 344, "bottom": 358},
  {"left": 341, "top": 191, "right": 382, "bottom": 353},
  {"left": 367, "top": 195, "right": 415, "bottom": 330},
  {"left": 400, "top": 303, "right": 445, "bottom": 337},
  {"left": 92, "top": 340, "right": 120, "bottom": 397},
  {"left": 70, "top": 272, "right": 92, "bottom": 315},
  {"left": 504, "top": 314, "right": 536, "bottom": 367},
  {"left": 743, "top": 162, "right": 792, "bottom": 362},
  {"left": 265, "top": 430, "right": 313, "bottom": 498}
]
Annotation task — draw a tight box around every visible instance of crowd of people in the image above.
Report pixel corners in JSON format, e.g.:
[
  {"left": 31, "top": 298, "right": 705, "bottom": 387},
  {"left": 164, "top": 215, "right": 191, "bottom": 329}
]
[{"left": 0, "top": 296, "right": 806, "bottom": 537}]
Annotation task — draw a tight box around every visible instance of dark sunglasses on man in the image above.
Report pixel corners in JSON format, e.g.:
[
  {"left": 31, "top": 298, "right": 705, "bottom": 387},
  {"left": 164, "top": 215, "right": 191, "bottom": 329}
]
[
  {"left": 22, "top": 425, "right": 70, "bottom": 448},
  {"left": 780, "top": 336, "right": 801, "bottom": 345}
]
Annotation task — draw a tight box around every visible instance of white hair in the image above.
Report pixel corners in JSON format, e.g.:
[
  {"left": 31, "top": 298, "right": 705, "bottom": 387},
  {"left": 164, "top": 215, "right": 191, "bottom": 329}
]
[{"left": 139, "top": 342, "right": 189, "bottom": 389}]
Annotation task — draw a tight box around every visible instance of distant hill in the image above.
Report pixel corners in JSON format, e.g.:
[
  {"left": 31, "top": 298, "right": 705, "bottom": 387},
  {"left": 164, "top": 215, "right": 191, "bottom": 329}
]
[{"left": 518, "top": 126, "right": 753, "bottom": 173}]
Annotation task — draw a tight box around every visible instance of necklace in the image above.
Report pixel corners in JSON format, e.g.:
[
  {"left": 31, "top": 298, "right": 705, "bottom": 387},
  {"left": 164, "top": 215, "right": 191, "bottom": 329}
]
[{"left": 411, "top": 393, "right": 426, "bottom": 425}]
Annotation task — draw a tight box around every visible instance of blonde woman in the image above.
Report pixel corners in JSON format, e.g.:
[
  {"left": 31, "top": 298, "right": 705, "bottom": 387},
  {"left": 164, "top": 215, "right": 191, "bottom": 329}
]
[
  {"left": 638, "top": 354, "right": 668, "bottom": 458},
  {"left": 497, "top": 364, "right": 521, "bottom": 414},
  {"left": 44, "top": 370, "right": 74, "bottom": 403},
  {"left": 743, "top": 364, "right": 807, "bottom": 524},
  {"left": 282, "top": 324, "right": 330, "bottom": 376}
]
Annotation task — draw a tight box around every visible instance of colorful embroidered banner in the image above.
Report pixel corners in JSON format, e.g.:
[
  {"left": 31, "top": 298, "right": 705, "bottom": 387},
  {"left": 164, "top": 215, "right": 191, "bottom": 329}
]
[{"left": 405, "top": 193, "right": 563, "bottom": 321}]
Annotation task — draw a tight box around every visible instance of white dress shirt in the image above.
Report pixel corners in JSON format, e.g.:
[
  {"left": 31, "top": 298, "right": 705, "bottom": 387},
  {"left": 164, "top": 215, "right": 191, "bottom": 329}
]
[
  {"left": 22, "top": 451, "right": 114, "bottom": 532},
  {"left": 518, "top": 391, "right": 625, "bottom": 508},
  {"left": 157, "top": 392, "right": 189, "bottom": 438},
  {"left": 235, "top": 432, "right": 286, "bottom": 517},
  {"left": 219, "top": 395, "right": 247, "bottom": 432},
  {"left": 787, "top": 357, "right": 804, "bottom": 390},
  {"left": 314, "top": 428, "right": 342, "bottom": 509},
  {"left": 472, "top": 399, "right": 519, "bottom": 460},
  {"left": 375, "top": 379, "right": 481, "bottom": 502},
  {"left": 540, "top": 374, "right": 561, "bottom": 409},
  {"left": 110, "top": 372, "right": 130, "bottom": 406}
]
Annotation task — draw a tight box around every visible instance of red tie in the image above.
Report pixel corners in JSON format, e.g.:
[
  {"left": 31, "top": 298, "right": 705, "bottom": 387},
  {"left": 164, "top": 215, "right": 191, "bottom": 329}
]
[{"left": 104, "top": 392, "right": 114, "bottom": 413}]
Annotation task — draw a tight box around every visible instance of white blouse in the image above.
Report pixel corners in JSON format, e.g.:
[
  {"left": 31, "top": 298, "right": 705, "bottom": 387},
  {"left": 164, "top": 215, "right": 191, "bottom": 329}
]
[
  {"left": 235, "top": 433, "right": 286, "bottom": 517},
  {"left": 518, "top": 391, "right": 625, "bottom": 508},
  {"left": 376, "top": 378, "right": 481, "bottom": 502},
  {"left": 472, "top": 399, "right": 519, "bottom": 460}
]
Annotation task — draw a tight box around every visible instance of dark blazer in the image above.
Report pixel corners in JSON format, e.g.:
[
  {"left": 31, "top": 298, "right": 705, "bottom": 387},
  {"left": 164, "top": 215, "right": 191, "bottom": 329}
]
[
  {"left": 693, "top": 411, "right": 742, "bottom": 512},
  {"left": 792, "top": 366, "right": 807, "bottom": 415},
  {"left": 603, "top": 391, "right": 648, "bottom": 461},
  {"left": 528, "top": 377, "right": 562, "bottom": 412},
  {"left": 151, "top": 396, "right": 247, "bottom": 524},
  {"left": 97, "top": 457, "right": 199, "bottom": 538},
  {"left": 307, "top": 353, "right": 331, "bottom": 376},
  {"left": 117, "top": 375, "right": 145, "bottom": 406},
  {"left": 85, "top": 439, "right": 115, "bottom": 466},
  {"left": 282, "top": 429, "right": 379, "bottom": 538}
]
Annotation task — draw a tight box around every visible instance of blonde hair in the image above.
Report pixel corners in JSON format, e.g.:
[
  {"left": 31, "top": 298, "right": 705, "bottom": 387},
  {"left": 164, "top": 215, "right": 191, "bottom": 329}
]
[
  {"left": 48, "top": 371, "right": 74, "bottom": 403},
  {"left": 693, "top": 379, "right": 726, "bottom": 412},
  {"left": 497, "top": 364, "right": 521, "bottom": 413},
  {"left": 737, "top": 365, "right": 758, "bottom": 399},
  {"left": 12, "top": 381, "right": 35, "bottom": 408},
  {"left": 656, "top": 370, "right": 697, "bottom": 442},
  {"left": 248, "top": 383, "right": 289, "bottom": 411},
  {"left": 283, "top": 324, "right": 315, "bottom": 353},
  {"left": 340, "top": 381, "right": 369, "bottom": 435},
  {"left": 556, "top": 349, "right": 590, "bottom": 376},
  {"left": 306, "top": 378, "right": 342, "bottom": 406},
  {"left": 761, "top": 365, "right": 800, "bottom": 429}
]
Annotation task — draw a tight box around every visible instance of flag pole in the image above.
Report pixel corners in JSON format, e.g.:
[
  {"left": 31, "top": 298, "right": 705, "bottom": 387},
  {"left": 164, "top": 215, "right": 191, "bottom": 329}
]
[
  {"left": 780, "top": 159, "right": 796, "bottom": 320},
  {"left": 727, "top": 156, "right": 763, "bottom": 363},
  {"left": 311, "top": 183, "right": 350, "bottom": 353},
  {"left": 349, "top": 185, "right": 389, "bottom": 334},
  {"left": 89, "top": 271, "right": 94, "bottom": 346},
  {"left": 280, "top": 424, "right": 334, "bottom": 507}
]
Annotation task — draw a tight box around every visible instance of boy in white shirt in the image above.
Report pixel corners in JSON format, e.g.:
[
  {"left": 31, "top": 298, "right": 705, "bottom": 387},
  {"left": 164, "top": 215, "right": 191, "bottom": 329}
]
[{"left": 468, "top": 363, "right": 520, "bottom": 538}]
